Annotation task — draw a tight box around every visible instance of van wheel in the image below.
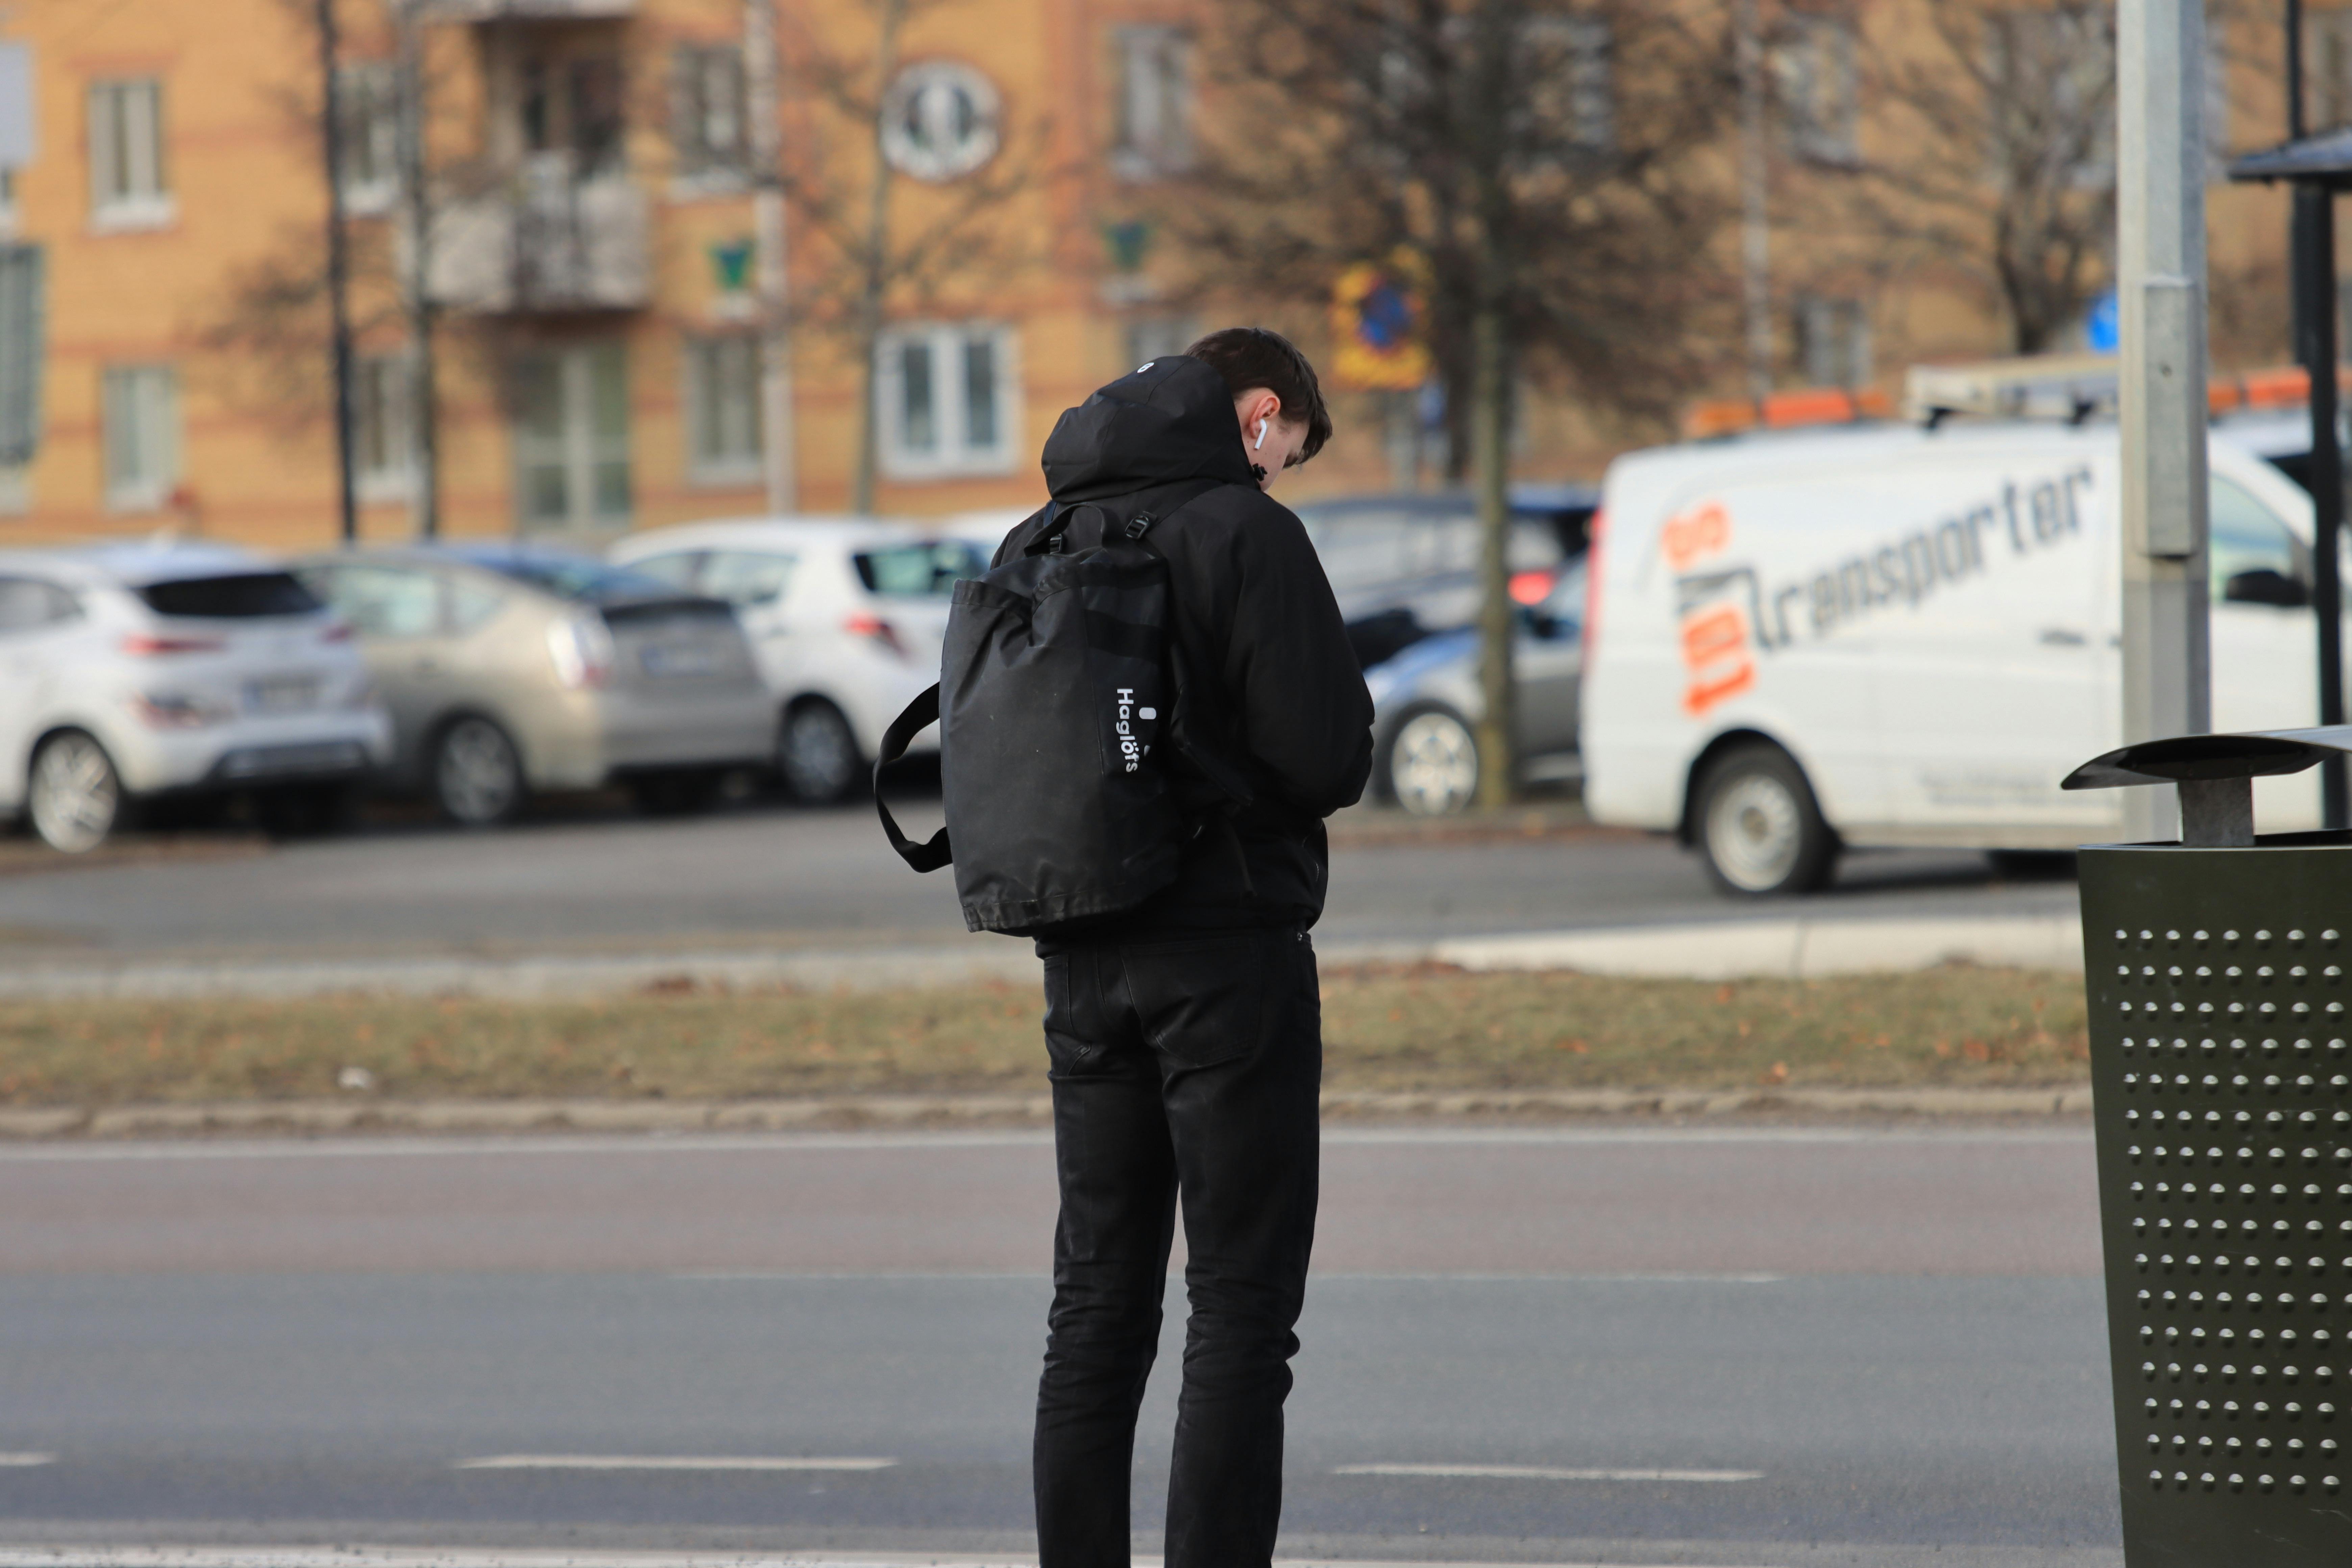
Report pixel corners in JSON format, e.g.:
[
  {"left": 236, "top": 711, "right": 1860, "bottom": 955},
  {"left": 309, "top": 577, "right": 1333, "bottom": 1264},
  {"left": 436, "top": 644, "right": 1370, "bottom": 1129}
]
[
  {"left": 28, "top": 731, "right": 124, "bottom": 853},
  {"left": 431, "top": 716, "right": 524, "bottom": 827},
  {"left": 1381, "top": 705, "right": 1480, "bottom": 816},
  {"left": 1695, "top": 744, "right": 1837, "bottom": 897},
  {"left": 778, "top": 700, "right": 862, "bottom": 804}
]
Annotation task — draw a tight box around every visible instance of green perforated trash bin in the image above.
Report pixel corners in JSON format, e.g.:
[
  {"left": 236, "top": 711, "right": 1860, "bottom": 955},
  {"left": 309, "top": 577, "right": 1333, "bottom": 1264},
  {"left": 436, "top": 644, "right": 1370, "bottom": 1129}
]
[{"left": 2065, "top": 728, "right": 2352, "bottom": 1566}]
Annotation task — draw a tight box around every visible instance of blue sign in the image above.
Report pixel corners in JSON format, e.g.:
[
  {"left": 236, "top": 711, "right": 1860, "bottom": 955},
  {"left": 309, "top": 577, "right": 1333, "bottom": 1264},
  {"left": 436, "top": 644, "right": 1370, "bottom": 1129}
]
[{"left": 2086, "top": 290, "right": 2119, "bottom": 355}]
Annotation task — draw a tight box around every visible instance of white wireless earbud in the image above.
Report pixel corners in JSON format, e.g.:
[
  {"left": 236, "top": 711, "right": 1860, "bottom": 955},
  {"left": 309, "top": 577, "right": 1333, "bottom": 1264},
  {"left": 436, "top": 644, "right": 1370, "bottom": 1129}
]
[{"left": 1254, "top": 419, "right": 1268, "bottom": 451}]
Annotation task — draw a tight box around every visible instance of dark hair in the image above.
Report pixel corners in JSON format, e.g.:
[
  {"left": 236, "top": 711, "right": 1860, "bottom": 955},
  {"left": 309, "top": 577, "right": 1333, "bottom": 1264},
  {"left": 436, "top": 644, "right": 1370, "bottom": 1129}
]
[{"left": 1183, "top": 326, "right": 1332, "bottom": 464}]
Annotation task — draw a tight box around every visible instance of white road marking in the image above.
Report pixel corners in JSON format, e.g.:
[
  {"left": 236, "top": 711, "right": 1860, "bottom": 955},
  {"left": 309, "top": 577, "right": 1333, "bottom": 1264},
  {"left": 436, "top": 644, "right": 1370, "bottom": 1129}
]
[
  {"left": 1333, "top": 1462, "right": 1764, "bottom": 1483},
  {"left": 0, "top": 1125, "right": 2089, "bottom": 1163},
  {"left": 457, "top": 1453, "right": 897, "bottom": 1472},
  {"left": 0, "top": 1451, "right": 53, "bottom": 1466}
]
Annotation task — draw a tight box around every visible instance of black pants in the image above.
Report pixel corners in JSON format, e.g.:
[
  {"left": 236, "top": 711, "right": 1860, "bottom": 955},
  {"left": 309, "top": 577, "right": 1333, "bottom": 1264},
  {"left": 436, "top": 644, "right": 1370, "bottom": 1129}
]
[{"left": 1032, "top": 928, "right": 1323, "bottom": 1568}]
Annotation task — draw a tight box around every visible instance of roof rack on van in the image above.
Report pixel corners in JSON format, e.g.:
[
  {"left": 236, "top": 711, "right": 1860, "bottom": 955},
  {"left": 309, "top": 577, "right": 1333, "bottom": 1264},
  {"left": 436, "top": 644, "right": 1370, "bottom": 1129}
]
[
  {"left": 1903, "top": 354, "right": 2350, "bottom": 428},
  {"left": 1682, "top": 386, "right": 1891, "bottom": 440}
]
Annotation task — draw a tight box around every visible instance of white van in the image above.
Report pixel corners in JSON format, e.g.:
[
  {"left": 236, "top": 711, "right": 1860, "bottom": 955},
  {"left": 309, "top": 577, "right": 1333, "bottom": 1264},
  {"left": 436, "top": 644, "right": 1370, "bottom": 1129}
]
[{"left": 1580, "top": 418, "right": 2339, "bottom": 895}]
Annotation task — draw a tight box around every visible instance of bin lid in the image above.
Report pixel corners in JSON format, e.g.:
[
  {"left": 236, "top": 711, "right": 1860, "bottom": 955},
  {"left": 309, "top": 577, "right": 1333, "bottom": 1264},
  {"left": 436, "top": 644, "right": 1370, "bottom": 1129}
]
[{"left": 2063, "top": 726, "right": 2352, "bottom": 789}]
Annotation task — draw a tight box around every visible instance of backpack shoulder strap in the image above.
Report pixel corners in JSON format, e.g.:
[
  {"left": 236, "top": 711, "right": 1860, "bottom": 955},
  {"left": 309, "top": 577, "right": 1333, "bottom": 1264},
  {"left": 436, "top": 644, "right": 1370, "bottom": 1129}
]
[{"left": 873, "top": 683, "right": 950, "bottom": 872}]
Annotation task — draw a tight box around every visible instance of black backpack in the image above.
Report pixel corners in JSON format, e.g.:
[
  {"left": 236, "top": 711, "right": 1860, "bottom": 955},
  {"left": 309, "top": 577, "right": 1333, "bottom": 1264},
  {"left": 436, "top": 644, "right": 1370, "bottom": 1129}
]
[{"left": 874, "top": 483, "right": 1244, "bottom": 935}]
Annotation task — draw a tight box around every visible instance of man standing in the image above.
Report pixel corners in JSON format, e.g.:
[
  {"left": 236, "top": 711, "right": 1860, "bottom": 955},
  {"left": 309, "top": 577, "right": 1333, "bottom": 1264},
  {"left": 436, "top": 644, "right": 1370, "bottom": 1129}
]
[{"left": 996, "top": 328, "right": 1374, "bottom": 1566}]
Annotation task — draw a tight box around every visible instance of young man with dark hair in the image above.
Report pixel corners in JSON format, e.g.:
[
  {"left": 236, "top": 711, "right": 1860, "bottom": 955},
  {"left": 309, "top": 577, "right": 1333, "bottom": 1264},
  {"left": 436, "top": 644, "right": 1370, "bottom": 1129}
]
[{"left": 996, "top": 326, "right": 1372, "bottom": 1566}]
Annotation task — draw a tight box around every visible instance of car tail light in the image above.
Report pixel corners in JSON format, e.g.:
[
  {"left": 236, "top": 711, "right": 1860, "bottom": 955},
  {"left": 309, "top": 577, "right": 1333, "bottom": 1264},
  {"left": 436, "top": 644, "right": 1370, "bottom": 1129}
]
[
  {"left": 844, "top": 613, "right": 909, "bottom": 660},
  {"left": 545, "top": 616, "right": 616, "bottom": 689},
  {"left": 1509, "top": 569, "right": 1555, "bottom": 607},
  {"left": 122, "top": 633, "right": 227, "bottom": 656}
]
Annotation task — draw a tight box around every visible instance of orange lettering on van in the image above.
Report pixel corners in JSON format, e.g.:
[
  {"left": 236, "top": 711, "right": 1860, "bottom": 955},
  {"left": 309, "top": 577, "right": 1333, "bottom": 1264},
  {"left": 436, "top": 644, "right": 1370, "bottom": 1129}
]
[
  {"left": 1678, "top": 603, "right": 1755, "bottom": 716},
  {"left": 1662, "top": 501, "right": 1731, "bottom": 569}
]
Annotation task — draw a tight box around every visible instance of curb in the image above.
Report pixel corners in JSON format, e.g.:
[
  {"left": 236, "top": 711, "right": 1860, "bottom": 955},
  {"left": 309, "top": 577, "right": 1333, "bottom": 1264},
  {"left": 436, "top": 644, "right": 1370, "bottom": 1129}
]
[
  {"left": 0, "top": 1085, "right": 2095, "bottom": 1141},
  {"left": 0, "top": 914, "right": 2084, "bottom": 1002}
]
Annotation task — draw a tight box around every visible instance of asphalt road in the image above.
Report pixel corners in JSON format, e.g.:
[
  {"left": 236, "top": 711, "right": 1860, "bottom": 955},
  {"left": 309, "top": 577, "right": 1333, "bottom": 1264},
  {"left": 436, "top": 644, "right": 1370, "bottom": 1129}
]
[
  {"left": 0, "top": 799, "right": 2080, "bottom": 965},
  {"left": 0, "top": 1127, "right": 2124, "bottom": 1566}
]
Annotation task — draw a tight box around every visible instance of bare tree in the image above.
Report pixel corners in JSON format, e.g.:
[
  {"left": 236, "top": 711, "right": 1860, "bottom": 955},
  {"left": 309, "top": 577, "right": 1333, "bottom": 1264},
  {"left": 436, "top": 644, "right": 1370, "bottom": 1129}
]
[
  {"left": 1183, "top": 0, "right": 1730, "bottom": 806},
  {"left": 1833, "top": 0, "right": 2116, "bottom": 357},
  {"left": 776, "top": 0, "right": 1046, "bottom": 513}
]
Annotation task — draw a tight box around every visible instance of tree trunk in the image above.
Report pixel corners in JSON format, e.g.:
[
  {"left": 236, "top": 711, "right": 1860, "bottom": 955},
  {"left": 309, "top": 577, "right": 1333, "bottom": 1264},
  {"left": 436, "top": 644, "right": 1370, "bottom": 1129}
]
[
  {"left": 395, "top": 0, "right": 440, "bottom": 539},
  {"left": 318, "top": 0, "right": 358, "bottom": 542},
  {"left": 848, "top": 0, "right": 907, "bottom": 516},
  {"left": 1470, "top": 301, "right": 1515, "bottom": 810}
]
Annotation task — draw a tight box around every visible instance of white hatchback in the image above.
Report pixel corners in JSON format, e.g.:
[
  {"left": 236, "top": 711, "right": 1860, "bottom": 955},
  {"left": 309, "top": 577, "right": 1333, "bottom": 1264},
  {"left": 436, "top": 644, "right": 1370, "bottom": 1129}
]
[
  {"left": 0, "top": 544, "right": 392, "bottom": 851},
  {"left": 609, "top": 518, "right": 990, "bottom": 801}
]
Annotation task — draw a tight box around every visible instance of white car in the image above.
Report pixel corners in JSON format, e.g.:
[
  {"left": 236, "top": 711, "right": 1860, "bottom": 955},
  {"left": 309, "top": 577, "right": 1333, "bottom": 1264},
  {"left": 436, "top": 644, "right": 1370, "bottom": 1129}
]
[
  {"left": 0, "top": 544, "right": 391, "bottom": 851},
  {"left": 609, "top": 517, "right": 990, "bottom": 801},
  {"left": 1581, "top": 417, "right": 2345, "bottom": 895}
]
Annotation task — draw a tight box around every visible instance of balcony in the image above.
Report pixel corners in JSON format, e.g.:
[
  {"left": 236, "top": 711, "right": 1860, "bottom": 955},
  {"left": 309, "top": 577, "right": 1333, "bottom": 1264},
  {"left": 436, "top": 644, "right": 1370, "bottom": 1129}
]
[{"left": 428, "top": 154, "right": 648, "bottom": 314}]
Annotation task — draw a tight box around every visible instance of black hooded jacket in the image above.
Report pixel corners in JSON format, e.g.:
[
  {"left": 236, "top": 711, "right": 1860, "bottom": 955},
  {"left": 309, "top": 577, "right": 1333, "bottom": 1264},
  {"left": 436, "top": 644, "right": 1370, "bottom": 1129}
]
[{"left": 993, "top": 355, "right": 1375, "bottom": 939}]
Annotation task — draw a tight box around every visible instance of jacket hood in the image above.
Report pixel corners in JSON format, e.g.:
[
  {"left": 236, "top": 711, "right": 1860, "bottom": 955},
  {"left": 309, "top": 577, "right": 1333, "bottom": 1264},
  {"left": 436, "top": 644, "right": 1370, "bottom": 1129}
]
[{"left": 1040, "top": 356, "right": 1256, "bottom": 502}]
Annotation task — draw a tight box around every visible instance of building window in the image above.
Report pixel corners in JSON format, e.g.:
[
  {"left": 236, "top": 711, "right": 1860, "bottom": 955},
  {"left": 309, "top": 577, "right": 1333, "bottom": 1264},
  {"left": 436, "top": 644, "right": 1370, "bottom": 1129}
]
[
  {"left": 101, "top": 364, "right": 177, "bottom": 511},
  {"left": 670, "top": 44, "right": 747, "bottom": 188},
  {"left": 339, "top": 63, "right": 400, "bottom": 216},
  {"left": 513, "top": 341, "right": 631, "bottom": 529},
  {"left": 1793, "top": 294, "right": 1871, "bottom": 389},
  {"left": 1775, "top": 14, "right": 1857, "bottom": 165},
  {"left": 1123, "top": 315, "right": 1195, "bottom": 370},
  {"left": 353, "top": 354, "right": 413, "bottom": 498},
  {"left": 87, "top": 78, "right": 172, "bottom": 230},
  {"left": 683, "top": 334, "right": 762, "bottom": 484},
  {"left": 1111, "top": 27, "right": 1192, "bottom": 179},
  {"left": 522, "top": 54, "right": 626, "bottom": 178},
  {"left": 0, "top": 243, "right": 40, "bottom": 501},
  {"left": 2309, "top": 9, "right": 2352, "bottom": 132},
  {"left": 0, "top": 167, "right": 17, "bottom": 238},
  {"left": 880, "top": 62, "right": 1001, "bottom": 182},
  {"left": 875, "top": 323, "right": 1018, "bottom": 480}
]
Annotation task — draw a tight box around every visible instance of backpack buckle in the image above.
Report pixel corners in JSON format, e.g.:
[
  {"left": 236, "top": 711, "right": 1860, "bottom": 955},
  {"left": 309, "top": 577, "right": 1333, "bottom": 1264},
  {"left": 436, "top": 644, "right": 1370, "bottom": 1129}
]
[{"left": 1124, "top": 512, "right": 1156, "bottom": 541}]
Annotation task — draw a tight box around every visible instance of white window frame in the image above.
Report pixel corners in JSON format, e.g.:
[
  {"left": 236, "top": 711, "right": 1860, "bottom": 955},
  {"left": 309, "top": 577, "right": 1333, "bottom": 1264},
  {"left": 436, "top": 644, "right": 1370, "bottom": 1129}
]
[
  {"left": 682, "top": 333, "right": 763, "bottom": 486},
  {"left": 670, "top": 43, "right": 749, "bottom": 196},
  {"left": 0, "top": 166, "right": 18, "bottom": 241},
  {"left": 338, "top": 62, "right": 400, "bottom": 217},
  {"left": 87, "top": 78, "right": 173, "bottom": 233},
  {"left": 1122, "top": 315, "right": 1196, "bottom": 371},
  {"left": 875, "top": 322, "right": 1020, "bottom": 482},
  {"left": 353, "top": 352, "right": 414, "bottom": 501},
  {"left": 1110, "top": 26, "right": 1193, "bottom": 180},
  {"left": 101, "top": 363, "right": 178, "bottom": 512},
  {"left": 1774, "top": 13, "right": 1858, "bottom": 167},
  {"left": 1793, "top": 293, "right": 1872, "bottom": 389}
]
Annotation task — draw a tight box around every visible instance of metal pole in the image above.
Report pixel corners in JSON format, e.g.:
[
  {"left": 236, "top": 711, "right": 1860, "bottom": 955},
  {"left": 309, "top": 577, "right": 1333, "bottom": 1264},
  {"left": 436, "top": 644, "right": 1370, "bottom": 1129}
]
[
  {"left": 317, "top": 0, "right": 358, "bottom": 543},
  {"left": 395, "top": 0, "right": 440, "bottom": 540},
  {"left": 744, "top": 0, "right": 796, "bottom": 515},
  {"left": 1735, "top": 0, "right": 1772, "bottom": 405},
  {"left": 2285, "top": 0, "right": 2349, "bottom": 827},
  {"left": 2116, "top": 0, "right": 2212, "bottom": 843}
]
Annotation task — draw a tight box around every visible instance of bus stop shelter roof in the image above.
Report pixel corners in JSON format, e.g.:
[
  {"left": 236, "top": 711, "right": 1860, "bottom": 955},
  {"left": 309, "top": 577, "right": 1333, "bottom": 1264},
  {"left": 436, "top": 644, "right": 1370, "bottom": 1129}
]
[{"left": 2230, "top": 127, "right": 2352, "bottom": 187}]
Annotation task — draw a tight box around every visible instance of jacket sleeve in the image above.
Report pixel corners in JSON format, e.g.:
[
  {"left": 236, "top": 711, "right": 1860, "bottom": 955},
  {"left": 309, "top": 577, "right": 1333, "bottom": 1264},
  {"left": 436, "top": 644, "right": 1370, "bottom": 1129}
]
[{"left": 1218, "top": 503, "right": 1376, "bottom": 818}]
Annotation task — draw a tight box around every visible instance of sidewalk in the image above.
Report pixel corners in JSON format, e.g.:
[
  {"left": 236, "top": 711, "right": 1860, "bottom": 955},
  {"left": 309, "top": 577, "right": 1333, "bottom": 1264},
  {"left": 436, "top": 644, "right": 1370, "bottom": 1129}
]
[{"left": 0, "top": 913, "right": 2084, "bottom": 1002}]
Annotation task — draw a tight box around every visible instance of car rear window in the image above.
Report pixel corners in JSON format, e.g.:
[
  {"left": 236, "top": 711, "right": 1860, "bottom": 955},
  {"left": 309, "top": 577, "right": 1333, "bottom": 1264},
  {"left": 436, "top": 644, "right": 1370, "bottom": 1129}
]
[
  {"left": 854, "top": 540, "right": 988, "bottom": 597},
  {"left": 471, "top": 555, "right": 682, "bottom": 604},
  {"left": 137, "top": 573, "right": 322, "bottom": 618}
]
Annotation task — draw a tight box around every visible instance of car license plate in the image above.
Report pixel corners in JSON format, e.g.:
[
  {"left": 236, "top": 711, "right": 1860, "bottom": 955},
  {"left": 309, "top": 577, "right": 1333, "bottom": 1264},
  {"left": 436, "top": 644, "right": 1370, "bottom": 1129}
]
[
  {"left": 640, "top": 642, "right": 724, "bottom": 677},
  {"left": 245, "top": 676, "right": 319, "bottom": 713}
]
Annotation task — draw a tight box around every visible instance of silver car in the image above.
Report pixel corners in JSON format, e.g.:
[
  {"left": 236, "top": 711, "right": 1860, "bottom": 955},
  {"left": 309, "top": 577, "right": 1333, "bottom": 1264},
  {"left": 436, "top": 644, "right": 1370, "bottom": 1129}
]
[
  {"left": 292, "top": 544, "right": 775, "bottom": 825},
  {"left": 1364, "top": 560, "right": 1585, "bottom": 814}
]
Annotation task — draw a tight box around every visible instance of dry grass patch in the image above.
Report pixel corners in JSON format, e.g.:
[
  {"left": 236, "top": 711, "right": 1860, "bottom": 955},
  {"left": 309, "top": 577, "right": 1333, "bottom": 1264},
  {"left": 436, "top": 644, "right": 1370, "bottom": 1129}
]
[{"left": 0, "top": 964, "right": 2088, "bottom": 1108}]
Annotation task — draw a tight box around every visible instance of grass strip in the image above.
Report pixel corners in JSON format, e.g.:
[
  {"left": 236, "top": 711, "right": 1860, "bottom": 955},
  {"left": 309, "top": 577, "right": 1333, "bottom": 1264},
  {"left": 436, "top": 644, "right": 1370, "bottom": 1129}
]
[{"left": 0, "top": 964, "right": 2089, "bottom": 1108}]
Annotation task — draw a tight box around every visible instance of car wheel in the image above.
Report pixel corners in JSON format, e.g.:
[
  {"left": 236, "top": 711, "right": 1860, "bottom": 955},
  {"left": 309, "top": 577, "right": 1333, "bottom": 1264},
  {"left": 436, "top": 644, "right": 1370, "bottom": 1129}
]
[
  {"left": 1382, "top": 706, "right": 1480, "bottom": 817},
  {"left": 431, "top": 715, "right": 525, "bottom": 827},
  {"left": 28, "top": 731, "right": 124, "bottom": 853},
  {"left": 1695, "top": 743, "right": 1838, "bottom": 897},
  {"left": 778, "top": 700, "right": 862, "bottom": 804},
  {"left": 629, "top": 769, "right": 721, "bottom": 818}
]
